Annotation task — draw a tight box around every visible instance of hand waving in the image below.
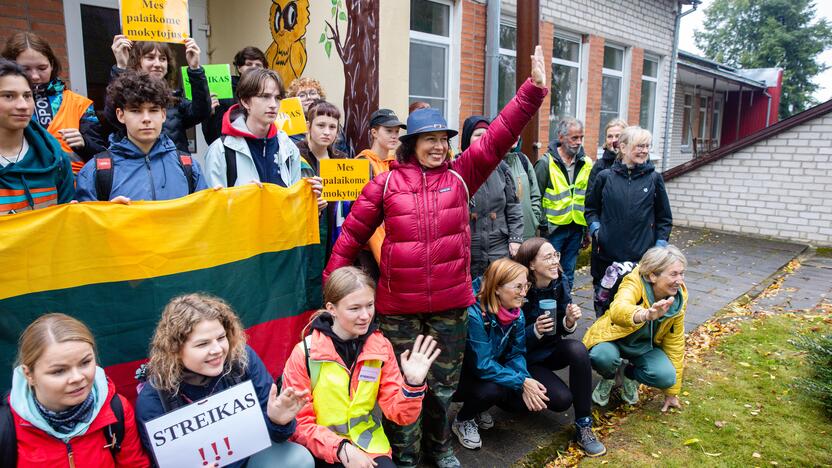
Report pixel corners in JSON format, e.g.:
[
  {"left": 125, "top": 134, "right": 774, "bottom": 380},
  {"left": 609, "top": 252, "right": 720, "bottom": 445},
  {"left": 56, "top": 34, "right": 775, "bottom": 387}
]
[
  {"left": 266, "top": 383, "right": 309, "bottom": 425},
  {"left": 645, "top": 297, "right": 675, "bottom": 321},
  {"left": 400, "top": 335, "right": 441, "bottom": 386},
  {"left": 530, "top": 45, "right": 546, "bottom": 88}
]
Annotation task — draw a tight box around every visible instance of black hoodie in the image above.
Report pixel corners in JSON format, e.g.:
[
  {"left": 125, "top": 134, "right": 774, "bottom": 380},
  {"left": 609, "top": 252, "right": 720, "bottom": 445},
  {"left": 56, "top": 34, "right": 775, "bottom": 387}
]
[{"left": 310, "top": 313, "right": 378, "bottom": 370}]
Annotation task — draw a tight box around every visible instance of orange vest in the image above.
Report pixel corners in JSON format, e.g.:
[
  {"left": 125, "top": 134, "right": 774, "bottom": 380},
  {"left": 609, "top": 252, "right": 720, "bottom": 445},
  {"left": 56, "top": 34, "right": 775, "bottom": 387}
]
[
  {"left": 47, "top": 90, "right": 95, "bottom": 173},
  {"left": 355, "top": 149, "right": 396, "bottom": 263}
]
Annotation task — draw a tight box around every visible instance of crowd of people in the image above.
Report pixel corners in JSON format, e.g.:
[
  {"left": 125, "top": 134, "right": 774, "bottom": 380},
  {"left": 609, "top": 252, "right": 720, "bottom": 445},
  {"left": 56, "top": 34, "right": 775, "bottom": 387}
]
[{"left": 0, "top": 31, "right": 688, "bottom": 468}]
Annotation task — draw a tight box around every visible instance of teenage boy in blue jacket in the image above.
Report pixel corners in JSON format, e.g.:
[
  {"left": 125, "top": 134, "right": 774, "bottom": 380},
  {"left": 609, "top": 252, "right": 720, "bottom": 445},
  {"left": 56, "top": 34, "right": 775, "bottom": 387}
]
[{"left": 75, "top": 71, "right": 207, "bottom": 202}]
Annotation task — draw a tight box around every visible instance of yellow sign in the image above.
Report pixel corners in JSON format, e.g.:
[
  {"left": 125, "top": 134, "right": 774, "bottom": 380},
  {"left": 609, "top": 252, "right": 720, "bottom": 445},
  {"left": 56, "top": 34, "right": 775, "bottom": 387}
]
[
  {"left": 120, "top": 0, "right": 189, "bottom": 44},
  {"left": 277, "top": 97, "right": 308, "bottom": 136},
  {"left": 320, "top": 159, "right": 370, "bottom": 201}
]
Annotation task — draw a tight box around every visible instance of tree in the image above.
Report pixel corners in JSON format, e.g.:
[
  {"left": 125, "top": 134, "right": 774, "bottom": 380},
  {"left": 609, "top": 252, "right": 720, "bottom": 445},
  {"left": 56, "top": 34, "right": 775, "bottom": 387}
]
[
  {"left": 695, "top": 0, "right": 832, "bottom": 117},
  {"left": 319, "top": 0, "right": 379, "bottom": 153}
]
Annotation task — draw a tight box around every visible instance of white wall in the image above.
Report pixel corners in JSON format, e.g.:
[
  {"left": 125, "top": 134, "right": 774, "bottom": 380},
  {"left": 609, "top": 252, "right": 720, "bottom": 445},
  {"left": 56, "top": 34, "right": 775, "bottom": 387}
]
[{"left": 666, "top": 112, "right": 832, "bottom": 246}]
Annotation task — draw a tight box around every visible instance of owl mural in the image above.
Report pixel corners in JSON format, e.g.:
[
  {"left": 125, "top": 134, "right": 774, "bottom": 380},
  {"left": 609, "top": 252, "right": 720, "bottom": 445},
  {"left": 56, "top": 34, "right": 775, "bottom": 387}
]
[{"left": 266, "top": 0, "right": 310, "bottom": 87}]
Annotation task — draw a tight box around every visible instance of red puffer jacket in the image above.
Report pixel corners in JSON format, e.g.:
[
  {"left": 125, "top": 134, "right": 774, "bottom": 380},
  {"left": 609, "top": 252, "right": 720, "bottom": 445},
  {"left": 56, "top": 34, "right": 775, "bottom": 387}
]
[
  {"left": 324, "top": 78, "right": 546, "bottom": 315},
  {"left": 11, "top": 378, "right": 150, "bottom": 467}
]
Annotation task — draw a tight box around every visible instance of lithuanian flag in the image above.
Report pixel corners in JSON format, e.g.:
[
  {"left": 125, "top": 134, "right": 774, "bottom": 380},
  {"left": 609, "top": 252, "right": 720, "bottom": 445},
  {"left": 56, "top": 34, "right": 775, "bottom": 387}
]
[{"left": 0, "top": 183, "right": 322, "bottom": 398}]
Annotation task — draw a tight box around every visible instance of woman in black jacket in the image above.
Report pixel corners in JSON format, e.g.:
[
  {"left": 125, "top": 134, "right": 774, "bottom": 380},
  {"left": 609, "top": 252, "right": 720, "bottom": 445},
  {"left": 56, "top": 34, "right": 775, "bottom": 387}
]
[
  {"left": 585, "top": 126, "right": 672, "bottom": 315},
  {"left": 106, "top": 35, "right": 211, "bottom": 153}
]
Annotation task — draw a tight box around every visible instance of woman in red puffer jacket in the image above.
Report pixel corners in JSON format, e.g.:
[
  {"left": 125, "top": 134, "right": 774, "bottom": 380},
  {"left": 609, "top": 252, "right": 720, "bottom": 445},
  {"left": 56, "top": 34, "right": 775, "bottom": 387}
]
[{"left": 322, "top": 46, "right": 548, "bottom": 468}]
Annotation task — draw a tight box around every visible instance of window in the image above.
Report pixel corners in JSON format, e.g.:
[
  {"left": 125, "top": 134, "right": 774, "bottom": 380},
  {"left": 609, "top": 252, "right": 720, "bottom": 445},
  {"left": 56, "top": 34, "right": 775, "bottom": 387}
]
[
  {"left": 409, "top": 0, "right": 452, "bottom": 118},
  {"left": 711, "top": 97, "right": 722, "bottom": 146},
  {"left": 681, "top": 94, "right": 692, "bottom": 149},
  {"left": 550, "top": 35, "right": 583, "bottom": 141},
  {"left": 639, "top": 56, "right": 659, "bottom": 133},
  {"left": 697, "top": 96, "right": 709, "bottom": 141},
  {"left": 599, "top": 45, "right": 625, "bottom": 147},
  {"left": 497, "top": 23, "right": 517, "bottom": 110}
]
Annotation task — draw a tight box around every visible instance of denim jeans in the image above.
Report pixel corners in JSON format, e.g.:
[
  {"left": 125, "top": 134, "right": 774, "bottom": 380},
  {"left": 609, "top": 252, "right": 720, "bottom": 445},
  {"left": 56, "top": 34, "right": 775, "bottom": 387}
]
[{"left": 547, "top": 223, "right": 584, "bottom": 289}]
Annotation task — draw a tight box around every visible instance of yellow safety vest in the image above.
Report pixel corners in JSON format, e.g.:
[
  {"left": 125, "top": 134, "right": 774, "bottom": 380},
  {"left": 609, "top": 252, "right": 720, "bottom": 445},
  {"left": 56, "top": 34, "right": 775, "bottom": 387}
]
[
  {"left": 541, "top": 154, "right": 592, "bottom": 226},
  {"left": 306, "top": 336, "right": 390, "bottom": 454}
]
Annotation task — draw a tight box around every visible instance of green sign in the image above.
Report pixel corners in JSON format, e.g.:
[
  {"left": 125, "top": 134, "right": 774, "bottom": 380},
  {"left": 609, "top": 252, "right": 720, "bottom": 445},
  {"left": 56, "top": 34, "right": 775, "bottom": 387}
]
[{"left": 181, "top": 64, "right": 233, "bottom": 100}]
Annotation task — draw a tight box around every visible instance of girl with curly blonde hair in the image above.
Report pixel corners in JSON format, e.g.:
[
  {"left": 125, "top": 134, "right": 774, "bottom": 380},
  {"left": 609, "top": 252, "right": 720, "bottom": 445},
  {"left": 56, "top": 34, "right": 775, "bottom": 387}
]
[{"left": 135, "top": 293, "right": 313, "bottom": 467}]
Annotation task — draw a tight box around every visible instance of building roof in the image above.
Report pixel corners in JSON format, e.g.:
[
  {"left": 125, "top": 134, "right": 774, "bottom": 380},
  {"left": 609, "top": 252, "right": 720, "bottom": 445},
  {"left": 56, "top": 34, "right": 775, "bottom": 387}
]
[{"left": 677, "top": 50, "right": 772, "bottom": 90}]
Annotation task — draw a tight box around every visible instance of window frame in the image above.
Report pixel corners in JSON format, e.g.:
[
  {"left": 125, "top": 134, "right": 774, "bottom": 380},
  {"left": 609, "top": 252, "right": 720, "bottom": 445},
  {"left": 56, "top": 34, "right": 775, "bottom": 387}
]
[
  {"left": 640, "top": 54, "right": 660, "bottom": 134},
  {"left": 550, "top": 32, "right": 585, "bottom": 141},
  {"left": 681, "top": 93, "right": 693, "bottom": 152},
  {"left": 599, "top": 43, "right": 628, "bottom": 151},
  {"left": 408, "top": 0, "right": 455, "bottom": 122},
  {"left": 497, "top": 20, "right": 517, "bottom": 111}
]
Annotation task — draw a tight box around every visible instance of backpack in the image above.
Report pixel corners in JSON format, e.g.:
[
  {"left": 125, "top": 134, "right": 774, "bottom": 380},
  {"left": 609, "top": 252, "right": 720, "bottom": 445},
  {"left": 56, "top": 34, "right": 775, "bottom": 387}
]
[
  {"left": 0, "top": 392, "right": 125, "bottom": 465},
  {"left": 93, "top": 150, "right": 197, "bottom": 201},
  {"left": 221, "top": 136, "right": 238, "bottom": 187}
]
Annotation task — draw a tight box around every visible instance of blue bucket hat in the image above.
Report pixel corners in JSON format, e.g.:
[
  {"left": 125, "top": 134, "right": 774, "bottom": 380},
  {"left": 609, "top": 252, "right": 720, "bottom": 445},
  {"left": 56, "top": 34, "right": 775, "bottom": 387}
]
[{"left": 399, "top": 108, "right": 459, "bottom": 143}]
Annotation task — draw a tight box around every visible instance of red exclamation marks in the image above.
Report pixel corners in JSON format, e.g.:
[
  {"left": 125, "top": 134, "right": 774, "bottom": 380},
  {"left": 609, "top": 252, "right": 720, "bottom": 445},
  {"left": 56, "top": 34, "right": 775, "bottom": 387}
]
[
  {"left": 198, "top": 448, "right": 208, "bottom": 466},
  {"left": 224, "top": 437, "right": 233, "bottom": 456},
  {"left": 211, "top": 442, "right": 220, "bottom": 461}
]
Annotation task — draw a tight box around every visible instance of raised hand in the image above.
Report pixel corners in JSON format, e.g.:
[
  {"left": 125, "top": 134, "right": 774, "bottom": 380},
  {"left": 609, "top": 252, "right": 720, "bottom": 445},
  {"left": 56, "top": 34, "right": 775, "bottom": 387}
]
[
  {"left": 184, "top": 38, "right": 201, "bottom": 69},
  {"left": 565, "top": 303, "right": 582, "bottom": 329},
  {"left": 530, "top": 45, "right": 546, "bottom": 88},
  {"left": 266, "top": 383, "right": 309, "bottom": 425},
  {"left": 111, "top": 35, "right": 132, "bottom": 69},
  {"left": 644, "top": 297, "right": 675, "bottom": 322},
  {"left": 400, "top": 335, "right": 441, "bottom": 386}
]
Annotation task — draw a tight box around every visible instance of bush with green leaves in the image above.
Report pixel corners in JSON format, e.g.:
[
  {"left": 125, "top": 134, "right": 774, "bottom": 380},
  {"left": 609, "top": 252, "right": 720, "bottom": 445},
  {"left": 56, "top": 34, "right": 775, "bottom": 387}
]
[{"left": 792, "top": 331, "right": 832, "bottom": 417}]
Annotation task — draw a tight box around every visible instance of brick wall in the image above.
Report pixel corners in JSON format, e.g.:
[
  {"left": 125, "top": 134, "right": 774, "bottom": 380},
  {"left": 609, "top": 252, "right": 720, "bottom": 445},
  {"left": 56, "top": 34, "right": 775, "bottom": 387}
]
[
  {"left": 458, "top": 0, "right": 486, "bottom": 132},
  {"left": 665, "top": 112, "right": 832, "bottom": 247},
  {"left": 0, "top": 0, "right": 68, "bottom": 80},
  {"left": 583, "top": 34, "right": 604, "bottom": 154},
  {"left": 628, "top": 47, "right": 644, "bottom": 126}
]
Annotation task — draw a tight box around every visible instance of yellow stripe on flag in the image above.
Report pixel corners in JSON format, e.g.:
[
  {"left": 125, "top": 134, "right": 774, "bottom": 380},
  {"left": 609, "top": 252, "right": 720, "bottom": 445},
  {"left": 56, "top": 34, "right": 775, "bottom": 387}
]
[{"left": 0, "top": 183, "right": 319, "bottom": 300}]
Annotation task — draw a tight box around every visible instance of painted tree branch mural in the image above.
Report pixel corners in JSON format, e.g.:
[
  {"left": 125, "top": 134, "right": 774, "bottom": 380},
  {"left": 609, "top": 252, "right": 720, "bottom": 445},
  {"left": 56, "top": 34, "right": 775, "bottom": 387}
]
[{"left": 320, "top": 0, "right": 379, "bottom": 153}]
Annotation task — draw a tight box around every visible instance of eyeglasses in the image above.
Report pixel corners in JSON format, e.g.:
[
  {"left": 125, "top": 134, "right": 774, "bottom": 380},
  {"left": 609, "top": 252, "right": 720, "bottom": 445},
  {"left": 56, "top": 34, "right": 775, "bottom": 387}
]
[
  {"left": 297, "top": 90, "right": 320, "bottom": 99},
  {"left": 634, "top": 144, "right": 652, "bottom": 152},
  {"left": 502, "top": 282, "right": 532, "bottom": 294},
  {"left": 539, "top": 252, "right": 561, "bottom": 263}
]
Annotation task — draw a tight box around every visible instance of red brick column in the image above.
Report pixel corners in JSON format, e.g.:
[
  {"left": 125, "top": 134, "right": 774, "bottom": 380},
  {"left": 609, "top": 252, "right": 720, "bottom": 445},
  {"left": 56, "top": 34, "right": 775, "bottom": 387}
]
[
  {"left": 458, "top": 0, "right": 486, "bottom": 132},
  {"left": 583, "top": 34, "right": 605, "bottom": 159},
  {"left": 537, "top": 20, "right": 554, "bottom": 154},
  {"left": 0, "top": 1, "right": 69, "bottom": 80},
  {"left": 628, "top": 47, "right": 644, "bottom": 126}
]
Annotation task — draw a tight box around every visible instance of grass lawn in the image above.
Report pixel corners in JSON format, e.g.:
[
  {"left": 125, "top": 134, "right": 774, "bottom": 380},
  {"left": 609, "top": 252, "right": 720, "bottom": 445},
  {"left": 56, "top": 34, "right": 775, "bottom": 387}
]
[{"left": 578, "top": 309, "right": 832, "bottom": 467}]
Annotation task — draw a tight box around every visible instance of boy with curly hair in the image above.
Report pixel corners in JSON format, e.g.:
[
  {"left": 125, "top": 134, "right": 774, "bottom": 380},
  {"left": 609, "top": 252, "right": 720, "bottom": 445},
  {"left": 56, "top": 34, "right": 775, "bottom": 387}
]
[{"left": 75, "top": 72, "right": 206, "bottom": 202}]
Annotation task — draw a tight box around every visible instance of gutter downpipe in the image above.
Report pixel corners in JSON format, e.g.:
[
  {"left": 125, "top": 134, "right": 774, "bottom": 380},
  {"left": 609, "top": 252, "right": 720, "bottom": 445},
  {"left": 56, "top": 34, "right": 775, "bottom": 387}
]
[
  {"left": 662, "top": 0, "right": 700, "bottom": 172},
  {"left": 484, "top": 0, "right": 502, "bottom": 118},
  {"left": 764, "top": 90, "right": 772, "bottom": 127}
]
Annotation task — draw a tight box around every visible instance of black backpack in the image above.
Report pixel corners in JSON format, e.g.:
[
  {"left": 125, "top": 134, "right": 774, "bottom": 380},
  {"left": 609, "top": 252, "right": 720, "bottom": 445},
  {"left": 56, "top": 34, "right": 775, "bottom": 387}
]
[
  {"left": 221, "top": 136, "right": 238, "bottom": 187},
  {"left": 93, "top": 150, "right": 197, "bottom": 201},
  {"left": 0, "top": 392, "right": 125, "bottom": 465}
]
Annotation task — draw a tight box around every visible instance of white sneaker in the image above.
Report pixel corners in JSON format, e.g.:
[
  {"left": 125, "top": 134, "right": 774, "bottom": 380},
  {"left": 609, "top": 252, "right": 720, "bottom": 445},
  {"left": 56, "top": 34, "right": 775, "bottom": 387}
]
[
  {"left": 475, "top": 411, "right": 494, "bottom": 430},
  {"left": 452, "top": 417, "right": 482, "bottom": 450}
]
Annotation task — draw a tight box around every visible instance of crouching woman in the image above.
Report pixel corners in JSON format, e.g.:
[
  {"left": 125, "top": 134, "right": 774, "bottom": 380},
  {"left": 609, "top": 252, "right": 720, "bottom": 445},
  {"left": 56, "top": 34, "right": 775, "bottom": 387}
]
[
  {"left": 282, "top": 266, "right": 441, "bottom": 468},
  {"left": 583, "top": 245, "right": 688, "bottom": 412},
  {"left": 135, "top": 293, "right": 313, "bottom": 467}
]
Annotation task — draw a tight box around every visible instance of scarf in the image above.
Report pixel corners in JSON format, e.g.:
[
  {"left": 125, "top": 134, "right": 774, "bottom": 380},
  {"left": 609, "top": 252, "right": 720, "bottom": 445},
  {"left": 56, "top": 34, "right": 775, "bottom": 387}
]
[
  {"left": 496, "top": 305, "right": 522, "bottom": 326},
  {"left": 34, "top": 390, "right": 95, "bottom": 435}
]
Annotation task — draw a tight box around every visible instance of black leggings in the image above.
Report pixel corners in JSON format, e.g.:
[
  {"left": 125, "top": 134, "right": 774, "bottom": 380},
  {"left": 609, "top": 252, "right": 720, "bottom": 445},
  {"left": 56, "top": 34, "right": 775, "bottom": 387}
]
[
  {"left": 457, "top": 339, "right": 592, "bottom": 421},
  {"left": 315, "top": 455, "right": 395, "bottom": 468}
]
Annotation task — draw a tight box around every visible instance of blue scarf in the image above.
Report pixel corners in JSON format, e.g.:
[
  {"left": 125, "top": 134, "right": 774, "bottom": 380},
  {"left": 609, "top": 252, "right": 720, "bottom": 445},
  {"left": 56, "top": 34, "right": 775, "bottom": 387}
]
[{"left": 34, "top": 390, "right": 95, "bottom": 435}]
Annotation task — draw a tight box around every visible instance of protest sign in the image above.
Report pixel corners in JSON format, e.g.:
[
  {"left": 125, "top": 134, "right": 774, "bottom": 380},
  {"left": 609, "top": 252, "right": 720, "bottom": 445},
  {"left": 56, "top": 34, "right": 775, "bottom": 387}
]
[
  {"left": 121, "top": 0, "right": 189, "bottom": 43},
  {"left": 143, "top": 380, "right": 271, "bottom": 468},
  {"left": 277, "top": 97, "right": 307, "bottom": 136},
  {"left": 182, "top": 64, "right": 234, "bottom": 100},
  {"left": 320, "top": 159, "right": 370, "bottom": 201}
]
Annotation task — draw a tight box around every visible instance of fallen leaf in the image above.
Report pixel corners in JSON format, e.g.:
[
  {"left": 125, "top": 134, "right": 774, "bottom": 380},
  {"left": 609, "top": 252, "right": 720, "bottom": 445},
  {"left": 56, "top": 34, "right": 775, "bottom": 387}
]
[
  {"left": 739, "top": 361, "right": 751, "bottom": 367},
  {"left": 651, "top": 453, "right": 660, "bottom": 459},
  {"left": 715, "top": 420, "right": 726, "bottom": 428},
  {"left": 770, "top": 462, "right": 779, "bottom": 466},
  {"left": 684, "top": 438, "right": 701, "bottom": 446},
  {"left": 753, "top": 452, "right": 762, "bottom": 458}
]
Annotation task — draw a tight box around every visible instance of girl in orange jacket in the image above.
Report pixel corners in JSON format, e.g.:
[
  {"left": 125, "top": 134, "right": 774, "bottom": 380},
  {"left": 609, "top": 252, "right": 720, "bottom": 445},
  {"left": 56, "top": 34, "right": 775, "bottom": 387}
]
[{"left": 282, "top": 266, "right": 441, "bottom": 467}]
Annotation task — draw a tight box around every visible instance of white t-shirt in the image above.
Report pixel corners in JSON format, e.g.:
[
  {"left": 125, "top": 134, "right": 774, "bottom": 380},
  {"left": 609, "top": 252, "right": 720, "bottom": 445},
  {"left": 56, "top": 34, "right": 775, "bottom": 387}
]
[{"left": 0, "top": 138, "right": 29, "bottom": 167}]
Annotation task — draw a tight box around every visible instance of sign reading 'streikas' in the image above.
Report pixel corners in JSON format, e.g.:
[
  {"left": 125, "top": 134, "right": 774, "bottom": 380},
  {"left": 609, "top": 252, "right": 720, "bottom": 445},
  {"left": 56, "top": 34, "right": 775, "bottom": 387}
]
[{"left": 143, "top": 380, "right": 271, "bottom": 468}]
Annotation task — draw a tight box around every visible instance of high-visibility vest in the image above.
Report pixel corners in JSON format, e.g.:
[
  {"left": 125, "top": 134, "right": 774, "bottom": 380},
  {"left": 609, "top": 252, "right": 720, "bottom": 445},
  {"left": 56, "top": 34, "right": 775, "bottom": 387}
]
[
  {"left": 47, "top": 90, "right": 95, "bottom": 174},
  {"left": 306, "top": 336, "right": 390, "bottom": 454},
  {"left": 541, "top": 154, "right": 592, "bottom": 226}
]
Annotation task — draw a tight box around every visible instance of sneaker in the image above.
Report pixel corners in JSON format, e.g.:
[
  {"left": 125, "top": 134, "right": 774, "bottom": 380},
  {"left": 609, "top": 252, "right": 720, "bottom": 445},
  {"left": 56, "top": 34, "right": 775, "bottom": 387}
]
[
  {"left": 434, "top": 454, "right": 461, "bottom": 468},
  {"left": 475, "top": 411, "right": 494, "bottom": 430},
  {"left": 591, "top": 378, "right": 615, "bottom": 406},
  {"left": 620, "top": 374, "right": 640, "bottom": 405},
  {"left": 451, "top": 418, "right": 482, "bottom": 450},
  {"left": 575, "top": 423, "right": 607, "bottom": 457}
]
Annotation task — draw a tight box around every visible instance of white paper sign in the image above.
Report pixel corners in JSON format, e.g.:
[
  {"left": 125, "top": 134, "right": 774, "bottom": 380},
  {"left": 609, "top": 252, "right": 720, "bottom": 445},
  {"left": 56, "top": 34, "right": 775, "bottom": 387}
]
[{"left": 144, "top": 380, "right": 271, "bottom": 468}]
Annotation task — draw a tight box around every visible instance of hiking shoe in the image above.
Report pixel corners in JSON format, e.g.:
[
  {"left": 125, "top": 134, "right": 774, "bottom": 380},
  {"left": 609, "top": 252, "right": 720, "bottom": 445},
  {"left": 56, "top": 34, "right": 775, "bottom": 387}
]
[
  {"left": 434, "top": 453, "right": 461, "bottom": 468},
  {"left": 620, "top": 374, "right": 640, "bottom": 405},
  {"left": 475, "top": 410, "right": 494, "bottom": 430},
  {"left": 591, "top": 378, "right": 615, "bottom": 406},
  {"left": 575, "top": 423, "right": 607, "bottom": 457},
  {"left": 452, "top": 418, "right": 482, "bottom": 450}
]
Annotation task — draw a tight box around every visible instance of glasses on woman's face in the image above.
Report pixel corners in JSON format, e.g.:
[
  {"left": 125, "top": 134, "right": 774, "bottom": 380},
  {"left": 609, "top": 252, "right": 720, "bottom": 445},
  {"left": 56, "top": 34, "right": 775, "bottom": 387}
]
[
  {"left": 539, "top": 252, "right": 561, "bottom": 264},
  {"left": 502, "top": 282, "right": 532, "bottom": 294},
  {"left": 297, "top": 89, "right": 319, "bottom": 100}
]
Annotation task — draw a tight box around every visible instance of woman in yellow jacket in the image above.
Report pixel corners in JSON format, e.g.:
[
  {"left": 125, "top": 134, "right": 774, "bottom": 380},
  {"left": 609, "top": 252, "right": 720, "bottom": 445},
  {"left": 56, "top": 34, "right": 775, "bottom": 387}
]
[{"left": 582, "top": 245, "right": 687, "bottom": 412}]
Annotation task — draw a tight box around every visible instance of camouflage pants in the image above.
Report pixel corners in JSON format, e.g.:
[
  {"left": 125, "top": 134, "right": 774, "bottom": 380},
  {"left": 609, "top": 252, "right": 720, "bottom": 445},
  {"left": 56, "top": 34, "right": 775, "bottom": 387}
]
[{"left": 380, "top": 308, "right": 468, "bottom": 467}]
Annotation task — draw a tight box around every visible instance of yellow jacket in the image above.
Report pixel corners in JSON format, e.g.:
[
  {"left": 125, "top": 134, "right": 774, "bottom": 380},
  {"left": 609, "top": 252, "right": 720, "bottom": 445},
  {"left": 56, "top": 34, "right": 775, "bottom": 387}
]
[{"left": 582, "top": 267, "right": 687, "bottom": 395}]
